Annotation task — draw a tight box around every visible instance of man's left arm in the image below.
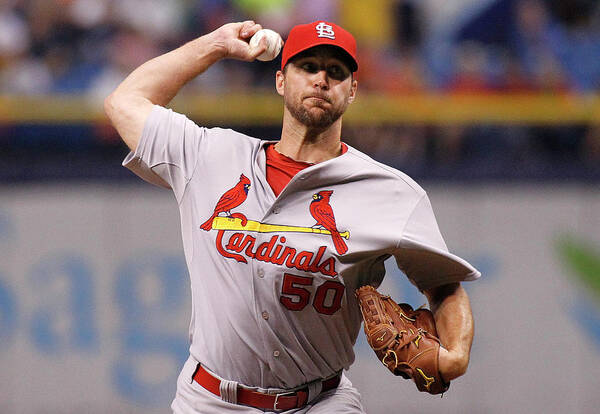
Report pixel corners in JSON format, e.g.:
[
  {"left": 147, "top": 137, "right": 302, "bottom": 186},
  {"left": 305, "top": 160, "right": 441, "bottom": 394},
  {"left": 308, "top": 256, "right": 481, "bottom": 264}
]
[{"left": 424, "top": 282, "right": 474, "bottom": 382}]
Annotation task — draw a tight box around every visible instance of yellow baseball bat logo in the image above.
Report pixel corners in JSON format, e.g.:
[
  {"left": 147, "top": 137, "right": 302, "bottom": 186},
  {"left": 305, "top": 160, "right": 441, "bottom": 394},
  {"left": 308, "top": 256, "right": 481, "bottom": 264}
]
[{"left": 211, "top": 217, "right": 350, "bottom": 239}]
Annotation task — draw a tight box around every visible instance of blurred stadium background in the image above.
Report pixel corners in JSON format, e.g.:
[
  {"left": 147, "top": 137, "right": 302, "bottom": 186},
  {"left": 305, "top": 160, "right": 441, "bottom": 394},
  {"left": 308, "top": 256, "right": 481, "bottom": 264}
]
[{"left": 1, "top": 0, "right": 599, "bottom": 413}]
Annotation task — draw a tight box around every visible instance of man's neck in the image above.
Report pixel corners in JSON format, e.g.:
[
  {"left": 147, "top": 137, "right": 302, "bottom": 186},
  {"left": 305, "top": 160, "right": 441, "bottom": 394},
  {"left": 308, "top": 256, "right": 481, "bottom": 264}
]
[{"left": 277, "top": 114, "right": 344, "bottom": 164}]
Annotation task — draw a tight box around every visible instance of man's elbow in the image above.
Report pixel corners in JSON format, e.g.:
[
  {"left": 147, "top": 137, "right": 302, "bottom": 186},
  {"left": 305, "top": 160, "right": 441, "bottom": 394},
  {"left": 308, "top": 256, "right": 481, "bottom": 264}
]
[
  {"left": 103, "top": 92, "right": 129, "bottom": 146},
  {"left": 103, "top": 90, "right": 139, "bottom": 125},
  {"left": 104, "top": 91, "right": 121, "bottom": 124},
  {"left": 446, "top": 361, "right": 469, "bottom": 382},
  {"left": 102, "top": 92, "right": 151, "bottom": 151},
  {"left": 439, "top": 347, "right": 470, "bottom": 381},
  {"left": 454, "top": 354, "right": 470, "bottom": 378}
]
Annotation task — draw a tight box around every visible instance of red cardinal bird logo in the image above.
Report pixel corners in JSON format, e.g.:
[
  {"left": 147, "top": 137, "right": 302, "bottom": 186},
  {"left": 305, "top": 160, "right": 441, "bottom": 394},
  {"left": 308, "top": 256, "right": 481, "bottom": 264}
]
[
  {"left": 310, "top": 190, "right": 348, "bottom": 255},
  {"left": 200, "top": 174, "right": 251, "bottom": 231}
]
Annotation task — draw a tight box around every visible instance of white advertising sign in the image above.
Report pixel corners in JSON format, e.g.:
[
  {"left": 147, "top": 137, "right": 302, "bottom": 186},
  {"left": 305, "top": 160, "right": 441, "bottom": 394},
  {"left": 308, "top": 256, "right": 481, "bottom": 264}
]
[{"left": 1, "top": 184, "right": 599, "bottom": 413}]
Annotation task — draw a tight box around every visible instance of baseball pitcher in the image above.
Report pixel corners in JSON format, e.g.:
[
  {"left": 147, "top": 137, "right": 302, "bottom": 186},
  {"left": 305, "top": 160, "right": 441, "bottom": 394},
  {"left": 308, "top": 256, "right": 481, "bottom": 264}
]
[{"left": 105, "top": 20, "right": 480, "bottom": 413}]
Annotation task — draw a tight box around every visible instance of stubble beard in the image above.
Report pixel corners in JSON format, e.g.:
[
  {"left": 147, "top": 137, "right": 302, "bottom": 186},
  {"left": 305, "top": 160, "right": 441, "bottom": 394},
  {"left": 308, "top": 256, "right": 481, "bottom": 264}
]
[{"left": 285, "top": 97, "right": 347, "bottom": 130}]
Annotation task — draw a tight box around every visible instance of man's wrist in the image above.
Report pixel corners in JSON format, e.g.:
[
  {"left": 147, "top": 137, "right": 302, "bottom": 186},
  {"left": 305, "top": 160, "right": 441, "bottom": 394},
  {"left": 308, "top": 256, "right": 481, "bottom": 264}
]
[
  {"left": 186, "top": 34, "right": 228, "bottom": 65},
  {"left": 204, "top": 30, "right": 232, "bottom": 59}
]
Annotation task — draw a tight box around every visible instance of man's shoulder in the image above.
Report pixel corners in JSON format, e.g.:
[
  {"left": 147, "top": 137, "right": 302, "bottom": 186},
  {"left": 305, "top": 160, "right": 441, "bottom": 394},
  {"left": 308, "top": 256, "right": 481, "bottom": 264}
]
[
  {"left": 152, "top": 106, "right": 263, "bottom": 145},
  {"left": 204, "top": 126, "right": 260, "bottom": 142},
  {"left": 343, "top": 145, "right": 426, "bottom": 196}
]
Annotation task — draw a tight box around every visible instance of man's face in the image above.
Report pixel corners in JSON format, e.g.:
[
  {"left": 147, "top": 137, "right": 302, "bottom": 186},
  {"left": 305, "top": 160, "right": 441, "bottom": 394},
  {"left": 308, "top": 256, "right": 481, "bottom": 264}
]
[{"left": 276, "top": 46, "right": 357, "bottom": 130}]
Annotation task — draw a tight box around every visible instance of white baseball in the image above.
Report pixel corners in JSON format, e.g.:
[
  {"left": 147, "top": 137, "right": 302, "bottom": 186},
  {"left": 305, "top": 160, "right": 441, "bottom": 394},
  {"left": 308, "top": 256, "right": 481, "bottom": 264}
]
[{"left": 249, "top": 29, "right": 283, "bottom": 61}]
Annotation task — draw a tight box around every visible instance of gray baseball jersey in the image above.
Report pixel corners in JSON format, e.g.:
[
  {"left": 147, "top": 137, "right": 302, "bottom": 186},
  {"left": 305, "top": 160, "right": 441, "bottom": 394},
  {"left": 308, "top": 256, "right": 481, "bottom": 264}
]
[{"left": 123, "top": 105, "right": 480, "bottom": 392}]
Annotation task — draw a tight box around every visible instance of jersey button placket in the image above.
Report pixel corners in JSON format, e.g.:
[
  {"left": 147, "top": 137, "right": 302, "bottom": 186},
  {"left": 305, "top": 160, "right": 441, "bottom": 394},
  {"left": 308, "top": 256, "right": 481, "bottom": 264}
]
[
  {"left": 257, "top": 268, "right": 265, "bottom": 278},
  {"left": 262, "top": 311, "right": 269, "bottom": 320}
]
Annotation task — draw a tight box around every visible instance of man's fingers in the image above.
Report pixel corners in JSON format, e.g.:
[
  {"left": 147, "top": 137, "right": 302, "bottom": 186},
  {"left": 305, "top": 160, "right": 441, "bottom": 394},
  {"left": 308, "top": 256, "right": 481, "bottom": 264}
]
[
  {"left": 240, "top": 21, "right": 262, "bottom": 39},
  {"left": 248, "top": 36, "right": 267, "bottom": 58},
  {"left": 213, "top": 21, "right": 267, "bottom": 61}
]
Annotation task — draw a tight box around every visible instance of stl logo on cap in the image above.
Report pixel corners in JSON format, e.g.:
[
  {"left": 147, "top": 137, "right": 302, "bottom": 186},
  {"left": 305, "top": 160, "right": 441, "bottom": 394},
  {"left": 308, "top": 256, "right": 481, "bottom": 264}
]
[
  {"left": 281, "top": 21, "right": 358, "bottom": 72},
  {"left": 315, "top": 22, "right": 335, "bottom": 40}
]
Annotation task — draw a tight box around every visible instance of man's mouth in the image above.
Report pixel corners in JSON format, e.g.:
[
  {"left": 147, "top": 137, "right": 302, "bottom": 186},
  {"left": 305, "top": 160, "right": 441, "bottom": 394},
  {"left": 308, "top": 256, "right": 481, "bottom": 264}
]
[{"left": 305, "top": 95, "right": 330, "bottom": 104}]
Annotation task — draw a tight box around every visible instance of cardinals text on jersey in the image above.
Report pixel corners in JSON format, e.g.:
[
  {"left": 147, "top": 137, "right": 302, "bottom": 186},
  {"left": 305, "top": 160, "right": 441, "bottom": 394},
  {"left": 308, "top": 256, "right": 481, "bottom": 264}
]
[{"left": 201, "top": 176, "right": 349, "bottom": 278}]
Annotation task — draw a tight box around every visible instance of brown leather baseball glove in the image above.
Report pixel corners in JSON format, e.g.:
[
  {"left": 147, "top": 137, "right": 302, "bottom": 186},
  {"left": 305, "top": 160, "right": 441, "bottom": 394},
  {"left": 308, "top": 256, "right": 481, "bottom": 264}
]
[{"left": 356, "top": 285, "right": 450, "bottom": 394}]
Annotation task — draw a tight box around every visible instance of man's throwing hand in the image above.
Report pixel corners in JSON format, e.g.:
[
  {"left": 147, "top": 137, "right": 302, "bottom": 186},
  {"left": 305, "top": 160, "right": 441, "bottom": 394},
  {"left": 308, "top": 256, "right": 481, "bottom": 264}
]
[{"left": 207, "top": 21, "right": 269, "bottom": 62}]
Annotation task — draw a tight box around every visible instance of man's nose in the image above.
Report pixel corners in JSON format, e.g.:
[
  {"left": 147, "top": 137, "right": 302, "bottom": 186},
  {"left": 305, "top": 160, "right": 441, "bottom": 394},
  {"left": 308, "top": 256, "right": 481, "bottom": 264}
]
[{"left": 313, "top": 70, "right": 329, "bottom": 90}]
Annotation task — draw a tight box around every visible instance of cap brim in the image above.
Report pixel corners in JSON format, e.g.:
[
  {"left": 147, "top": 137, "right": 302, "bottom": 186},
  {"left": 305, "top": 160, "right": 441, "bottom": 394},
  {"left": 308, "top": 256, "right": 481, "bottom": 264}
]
[{"left": 284, "top": 42, "right": 358, "bottom": 72}]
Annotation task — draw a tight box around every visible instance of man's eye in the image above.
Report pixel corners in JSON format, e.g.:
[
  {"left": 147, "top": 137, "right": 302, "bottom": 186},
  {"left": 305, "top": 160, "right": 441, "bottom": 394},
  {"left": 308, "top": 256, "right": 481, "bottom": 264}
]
[
  {"left": 302, "top": 62, "right": 318, "bottom": 72},
  {"left": 327, "top": 65, "right": 348, "bottom": 80}
]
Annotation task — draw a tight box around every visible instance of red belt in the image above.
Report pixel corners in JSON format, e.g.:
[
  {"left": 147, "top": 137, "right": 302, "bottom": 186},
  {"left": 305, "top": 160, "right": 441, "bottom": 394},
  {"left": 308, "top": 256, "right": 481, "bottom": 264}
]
[{"left": 192, "top": 364, "right": 341, "bottom": 411}]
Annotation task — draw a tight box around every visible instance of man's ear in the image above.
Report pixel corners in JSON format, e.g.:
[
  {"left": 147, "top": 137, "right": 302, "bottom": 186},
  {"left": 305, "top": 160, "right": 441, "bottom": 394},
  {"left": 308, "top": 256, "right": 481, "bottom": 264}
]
[
  {"left": 276, "top": 70, "right": 285, "bottom": 96},
  {"left": 348, "top": 78, "right": 358, "bottom": 104}
]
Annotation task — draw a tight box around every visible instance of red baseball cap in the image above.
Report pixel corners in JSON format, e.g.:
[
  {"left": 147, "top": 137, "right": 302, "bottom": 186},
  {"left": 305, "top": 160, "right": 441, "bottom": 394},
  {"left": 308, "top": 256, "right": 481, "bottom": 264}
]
[{"left": 281, "top": 21, "right": 358, "bottom": 72}]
